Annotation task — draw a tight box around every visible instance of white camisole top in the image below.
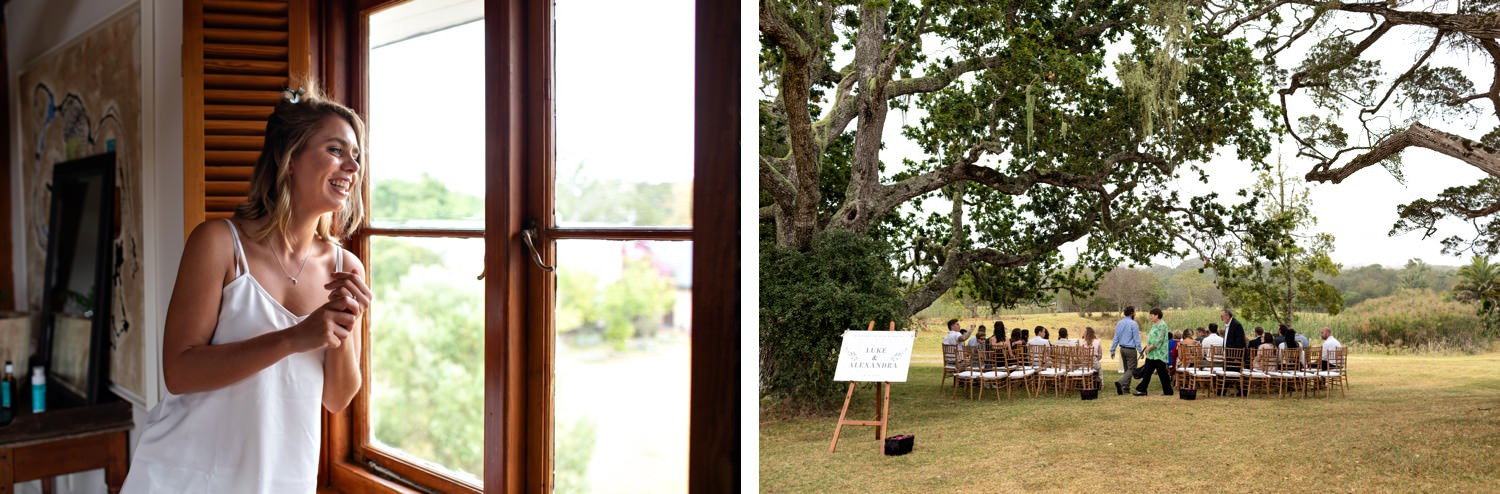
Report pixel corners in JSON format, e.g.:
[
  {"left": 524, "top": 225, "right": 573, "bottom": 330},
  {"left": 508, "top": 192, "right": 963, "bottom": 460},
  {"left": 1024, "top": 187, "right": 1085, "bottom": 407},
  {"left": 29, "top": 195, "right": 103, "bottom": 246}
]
[{"left": 122, "top": 220, "right": 336, "bottom": 493}]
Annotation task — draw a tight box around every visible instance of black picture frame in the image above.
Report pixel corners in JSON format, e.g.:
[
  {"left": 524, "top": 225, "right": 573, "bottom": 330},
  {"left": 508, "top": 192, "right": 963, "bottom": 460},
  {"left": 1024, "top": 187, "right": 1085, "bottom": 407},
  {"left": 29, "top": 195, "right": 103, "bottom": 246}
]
[{"left": 36, "top": 152, "right": 116, "bottom": 407}]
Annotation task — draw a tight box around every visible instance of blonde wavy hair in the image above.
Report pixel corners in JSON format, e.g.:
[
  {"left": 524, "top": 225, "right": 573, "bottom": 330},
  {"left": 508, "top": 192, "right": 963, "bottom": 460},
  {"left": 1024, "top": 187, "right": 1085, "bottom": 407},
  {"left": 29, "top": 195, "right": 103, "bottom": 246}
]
[{"left": 234, "top": 79, "right": 367, "bottom": 246}]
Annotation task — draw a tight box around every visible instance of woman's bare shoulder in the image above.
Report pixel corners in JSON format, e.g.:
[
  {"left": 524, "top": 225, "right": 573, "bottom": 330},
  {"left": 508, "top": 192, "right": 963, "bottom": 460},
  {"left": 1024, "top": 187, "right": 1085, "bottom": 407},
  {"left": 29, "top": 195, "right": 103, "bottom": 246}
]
[
  {"left": 179, "top": 219, "right": 241, "bottom": 274},
  {"left": 332, "top": 243, "right": 366, "bottom": 275}
]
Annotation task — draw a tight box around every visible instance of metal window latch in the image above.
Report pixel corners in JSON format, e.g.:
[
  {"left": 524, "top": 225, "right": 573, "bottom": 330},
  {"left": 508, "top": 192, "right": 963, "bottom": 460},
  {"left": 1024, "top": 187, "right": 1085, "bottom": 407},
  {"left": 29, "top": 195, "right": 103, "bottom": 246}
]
[
  {"left": 522, "top": 221, "right": 555, "bottom": 272},
  {"left": 477, "top": 221, "right": 555, "bottom": 279}
]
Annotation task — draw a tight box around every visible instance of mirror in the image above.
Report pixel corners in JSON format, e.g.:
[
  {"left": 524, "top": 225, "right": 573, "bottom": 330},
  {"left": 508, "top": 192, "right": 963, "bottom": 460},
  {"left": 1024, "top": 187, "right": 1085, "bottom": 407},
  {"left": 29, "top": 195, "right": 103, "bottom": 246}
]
[{"left": 37, "top": 152, "right": 116, "bottom": 407}]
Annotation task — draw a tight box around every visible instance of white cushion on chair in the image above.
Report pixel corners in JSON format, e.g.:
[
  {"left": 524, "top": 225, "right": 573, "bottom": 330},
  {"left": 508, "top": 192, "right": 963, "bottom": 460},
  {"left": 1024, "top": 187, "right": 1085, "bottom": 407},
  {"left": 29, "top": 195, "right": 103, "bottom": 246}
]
[
  {"left": 1009, "top": 369, "right": 1035, "bottom": 378},
  {"left": 981, "top": 371, "right": 1005, "bottom": 378},
  {"left": 956, "top": 371, "right": 980, "bottom": 378},
  {"left": 1316, "top": 371, "right": 1342, "bottom": 377}
]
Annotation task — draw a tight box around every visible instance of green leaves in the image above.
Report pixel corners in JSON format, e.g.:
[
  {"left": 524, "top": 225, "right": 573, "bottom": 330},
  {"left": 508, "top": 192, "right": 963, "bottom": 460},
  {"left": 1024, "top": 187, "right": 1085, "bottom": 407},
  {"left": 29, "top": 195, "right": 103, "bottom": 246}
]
[
  {"left": 1450, "top": 256, "right": 1500, "bottom": 338},
  {"left": 760, "top": 231, "right": 907, "bottom": 414},
  {"left": 1209, "top": 161, "right": 1344, "bottom": 325}
]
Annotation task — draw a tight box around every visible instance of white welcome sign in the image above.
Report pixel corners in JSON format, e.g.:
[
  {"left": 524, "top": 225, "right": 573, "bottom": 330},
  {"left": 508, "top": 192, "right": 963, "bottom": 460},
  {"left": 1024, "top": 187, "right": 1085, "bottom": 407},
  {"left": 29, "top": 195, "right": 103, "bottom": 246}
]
[{"left": 833, "top": 331, "right": 916, "bottom": 382}]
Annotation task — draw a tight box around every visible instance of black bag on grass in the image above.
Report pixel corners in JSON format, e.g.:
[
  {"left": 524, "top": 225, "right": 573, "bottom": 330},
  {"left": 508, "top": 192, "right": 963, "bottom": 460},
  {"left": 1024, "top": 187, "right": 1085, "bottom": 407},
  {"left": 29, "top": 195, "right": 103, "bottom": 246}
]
[
  {"left": 1178, "top": 387, "right": 1197, "bottom": 400},
  {"left": 884, "top": 435, "right": 914, "bottom": 456}
]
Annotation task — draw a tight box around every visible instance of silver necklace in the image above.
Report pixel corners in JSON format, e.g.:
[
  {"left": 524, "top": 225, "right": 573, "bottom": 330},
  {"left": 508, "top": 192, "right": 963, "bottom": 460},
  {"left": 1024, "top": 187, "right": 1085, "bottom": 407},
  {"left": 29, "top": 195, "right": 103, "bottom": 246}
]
[{"left": 270, "top": 239, "right": 311, "bottom": 285}]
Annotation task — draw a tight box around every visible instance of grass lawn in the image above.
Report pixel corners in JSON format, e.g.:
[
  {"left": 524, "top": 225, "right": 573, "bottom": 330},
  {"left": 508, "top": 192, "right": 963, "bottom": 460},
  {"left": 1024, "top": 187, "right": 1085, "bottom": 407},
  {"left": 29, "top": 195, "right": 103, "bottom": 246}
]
[{"left": 760, "top": 349, "right": 1500, "bottom": 492}]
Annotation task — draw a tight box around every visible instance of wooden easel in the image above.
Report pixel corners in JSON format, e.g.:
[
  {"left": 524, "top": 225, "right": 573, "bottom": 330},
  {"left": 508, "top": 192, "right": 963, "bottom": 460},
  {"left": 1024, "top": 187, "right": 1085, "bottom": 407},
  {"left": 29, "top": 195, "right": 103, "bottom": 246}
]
[{"left": 828, "top": 321, "right": 893, "bottom": 454}]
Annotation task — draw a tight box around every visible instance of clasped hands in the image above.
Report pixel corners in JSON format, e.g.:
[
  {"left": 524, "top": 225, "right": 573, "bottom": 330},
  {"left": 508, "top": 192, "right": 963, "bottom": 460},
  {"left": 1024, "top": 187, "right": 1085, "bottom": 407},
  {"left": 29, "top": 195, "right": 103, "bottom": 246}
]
[{"left": 288, "top": 271, "right": 374, "bottom": 353}]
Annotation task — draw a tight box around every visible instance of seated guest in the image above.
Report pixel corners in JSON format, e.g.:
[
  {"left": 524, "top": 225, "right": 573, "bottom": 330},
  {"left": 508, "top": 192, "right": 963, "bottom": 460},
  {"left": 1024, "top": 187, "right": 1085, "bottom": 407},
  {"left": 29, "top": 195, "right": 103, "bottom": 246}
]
[
  {"left": 1320, "top": 327, "right": 1343, "bottom": 369},
  {"left": 1248, "top": 326, "right": 1265, "bottom": 348},
  {"left": 1177, "top": 330, "right": 1200, "bottom": 366},
  {"left": 990, "top": 321, "right": 1008, "bottom": 347},
  {"left": 968, "top": 326, "right": 987, "bottom": 348},
  {"left": 1081, "top": 327, "right": 1103, "bottom": 363},
  {"left": 1168, "top": 330, "right": 1180, "bottom": 369},
  {"left": 1028, "top": 326, "right": 1051, "bottom": 346},
  {"left": 941, "top": 319, "right": 964, "bottom": 345},
  {"left": 1010, "top": 328, "right": 1026, "bottom": 348},
  {"left": 1202, "top": 324, "right": 1224, "bottom": 352},
  {"left": 1254, "top": 336, "right": 1278, "bottom": 371},
  {"left": 1195, "top": 327, "right": 1208, "bottom": 342},
  {"left": 1056, "top": 327, "right": 1076, "bottom": 346},
  {"left": 1294, "top": 329, "right": 1310, "bottom": 348},
  {"left": 1277, "top": 325, "right": 1299, "bottom": 349}
]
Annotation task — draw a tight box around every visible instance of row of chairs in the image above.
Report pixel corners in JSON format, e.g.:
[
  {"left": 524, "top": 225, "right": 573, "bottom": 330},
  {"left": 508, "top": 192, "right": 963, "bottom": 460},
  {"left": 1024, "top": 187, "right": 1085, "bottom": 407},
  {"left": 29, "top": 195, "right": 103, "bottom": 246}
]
[
  {"left": 944, "top": 344, "right": 1101, "bottom": 401},
  {"left": 1175, "top": 345, "right": 1348, "bottom": 398}
]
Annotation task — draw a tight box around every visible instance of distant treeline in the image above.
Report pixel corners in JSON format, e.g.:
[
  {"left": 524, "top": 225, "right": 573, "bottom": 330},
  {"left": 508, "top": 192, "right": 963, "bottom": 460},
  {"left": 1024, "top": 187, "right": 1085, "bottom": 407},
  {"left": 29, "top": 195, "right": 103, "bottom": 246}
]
[{"left": 921, "top": 258, "right": 1457, "bottom": 319}]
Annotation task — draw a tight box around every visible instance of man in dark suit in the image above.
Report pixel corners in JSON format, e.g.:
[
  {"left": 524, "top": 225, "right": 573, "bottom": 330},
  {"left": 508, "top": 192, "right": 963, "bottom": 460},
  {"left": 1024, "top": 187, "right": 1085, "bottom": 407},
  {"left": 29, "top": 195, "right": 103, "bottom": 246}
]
[
  {"left": 1221, "top": 308, "right": 1247, "bottom": 349},
  {"left": 1220, "top": 308, "right": 1249, "bottom": 396}
]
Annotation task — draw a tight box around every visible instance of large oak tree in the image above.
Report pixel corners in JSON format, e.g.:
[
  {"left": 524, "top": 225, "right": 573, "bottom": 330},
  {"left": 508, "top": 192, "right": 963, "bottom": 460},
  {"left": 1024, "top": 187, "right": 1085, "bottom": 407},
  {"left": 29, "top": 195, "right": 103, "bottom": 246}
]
[{"left": 760, "top": 0, "right": 1276, "bottom": 316}]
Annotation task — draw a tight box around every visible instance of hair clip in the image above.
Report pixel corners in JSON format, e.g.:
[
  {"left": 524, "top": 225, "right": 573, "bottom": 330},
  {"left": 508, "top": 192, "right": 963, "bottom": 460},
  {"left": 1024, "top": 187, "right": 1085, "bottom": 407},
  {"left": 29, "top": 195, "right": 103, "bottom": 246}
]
[{"left": 284, "top": 87, "right": 305, "bottom": 104}]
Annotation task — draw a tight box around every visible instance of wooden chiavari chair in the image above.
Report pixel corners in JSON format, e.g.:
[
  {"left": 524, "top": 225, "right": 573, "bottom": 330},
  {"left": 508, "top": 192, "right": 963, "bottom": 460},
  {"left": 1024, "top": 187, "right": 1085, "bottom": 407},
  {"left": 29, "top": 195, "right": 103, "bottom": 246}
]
[
  {"left": 1216, "top": 347, "right": 1248, "bottom": 398},
  {"left": 1317, "top": 346, "right": 1348, "bottom": 397},
  {"left": 941, "top": 343, "right": 958, "bottom": 387},
  {"left": 1245, "top": 347, "right": 1278, "bottom": 397},
  {"left": 1067, "top": 345, "right": 1099, "bottom": 396},
  {"left": 1181, "top": 345, "right": 1215, "bottom": 396},
  {"left": 1003, "top": 344, "right": 1036, "bottom": 398},
  {"left": 977, "top": 347, "right": 1007, "bottom": 401},
  {"left": 1034, "top": 345, "right": 1067, "bottom": 397},
  {"left": 951, "top": 345, "right": 983, "bottom": 400}
]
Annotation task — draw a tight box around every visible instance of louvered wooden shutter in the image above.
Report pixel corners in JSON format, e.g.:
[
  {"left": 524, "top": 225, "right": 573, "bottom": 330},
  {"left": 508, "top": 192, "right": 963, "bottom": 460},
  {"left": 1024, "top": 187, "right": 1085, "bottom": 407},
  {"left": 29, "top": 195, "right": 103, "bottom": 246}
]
[{"left": 183, "top": 0, "right": 310, "bottom": 234}]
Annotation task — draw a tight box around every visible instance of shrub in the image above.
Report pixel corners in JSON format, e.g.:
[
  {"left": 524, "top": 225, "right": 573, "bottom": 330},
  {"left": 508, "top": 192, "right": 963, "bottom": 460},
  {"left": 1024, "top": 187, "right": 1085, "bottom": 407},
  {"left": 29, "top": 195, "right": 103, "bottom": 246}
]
[
  {"left": 760, "top": 230, "right": 907, "bottom": 415},
  {"left": 1335, "top": 289, "right": 1488, "bottom": 353}
]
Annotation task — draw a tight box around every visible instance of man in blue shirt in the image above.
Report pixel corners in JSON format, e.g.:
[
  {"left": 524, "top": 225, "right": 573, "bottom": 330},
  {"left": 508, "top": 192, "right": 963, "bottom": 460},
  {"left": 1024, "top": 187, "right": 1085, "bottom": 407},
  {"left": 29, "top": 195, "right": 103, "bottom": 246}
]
[{"left": 1110, "top": 306, "right": 1141, "bottom": 395}]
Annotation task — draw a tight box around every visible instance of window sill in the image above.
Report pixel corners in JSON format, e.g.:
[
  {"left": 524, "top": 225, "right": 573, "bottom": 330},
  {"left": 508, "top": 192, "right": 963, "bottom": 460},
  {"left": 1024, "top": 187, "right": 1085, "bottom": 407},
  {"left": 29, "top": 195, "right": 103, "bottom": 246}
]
[{"left": 323, "top": 460, "right": 422, "bottom": 494}]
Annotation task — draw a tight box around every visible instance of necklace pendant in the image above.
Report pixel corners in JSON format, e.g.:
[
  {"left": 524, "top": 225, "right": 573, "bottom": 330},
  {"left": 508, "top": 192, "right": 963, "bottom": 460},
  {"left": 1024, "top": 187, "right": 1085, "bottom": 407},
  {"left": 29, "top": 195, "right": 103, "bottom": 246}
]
[{"left": 291, "top": 277, "right": 298, "bottom": 285}]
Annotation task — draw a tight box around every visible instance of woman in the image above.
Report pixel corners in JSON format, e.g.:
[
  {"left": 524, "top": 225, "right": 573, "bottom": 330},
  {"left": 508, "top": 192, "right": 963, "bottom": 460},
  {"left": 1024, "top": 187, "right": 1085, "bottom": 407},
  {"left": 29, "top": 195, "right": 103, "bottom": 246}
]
[
  {"left": 1082, "top": 326, "right": 1103, "bottom": 386},
  {"left": 1255, "top": 334, "right": 1278, "bottom": 372},
  {"left": 123, "top": 83, "right": 372, "bottom": 493},
  {"left": 1132, "top": 307, "right": 1173, "bottom": 396},
  {"left": 989, "top": 321, "right": 1008, "bottom": 347},
  {"left": 1010, "top": 328, "right": 1025, "bottom": 348},
  {"left": 1081, "top": 327, "right": 1103, "bottom": 363},
  {"left": 1278, "top": 324, "right": 1300, "bottom": 349}
]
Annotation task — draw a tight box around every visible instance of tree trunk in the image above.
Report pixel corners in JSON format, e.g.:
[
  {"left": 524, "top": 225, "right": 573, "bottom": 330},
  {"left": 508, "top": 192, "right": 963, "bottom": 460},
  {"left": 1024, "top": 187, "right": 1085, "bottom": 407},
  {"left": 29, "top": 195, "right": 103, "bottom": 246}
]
[{"left": 831, "top": 2, "right": 891, "bottom": 235}]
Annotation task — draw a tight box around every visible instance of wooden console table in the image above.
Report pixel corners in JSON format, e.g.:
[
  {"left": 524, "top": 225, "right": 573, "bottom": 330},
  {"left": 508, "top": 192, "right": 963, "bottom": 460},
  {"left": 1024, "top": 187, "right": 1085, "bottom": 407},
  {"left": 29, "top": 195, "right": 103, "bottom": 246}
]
[{"left": 0, "top": 400, "right": 132, "bottom": 494}]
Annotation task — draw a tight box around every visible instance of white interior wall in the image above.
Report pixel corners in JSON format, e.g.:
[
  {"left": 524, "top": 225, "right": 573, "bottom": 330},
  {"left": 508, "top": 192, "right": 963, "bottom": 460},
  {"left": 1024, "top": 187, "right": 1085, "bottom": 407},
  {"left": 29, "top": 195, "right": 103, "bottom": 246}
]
[{"left": 5, "top": 0, "right": 182, "bottom": 492}]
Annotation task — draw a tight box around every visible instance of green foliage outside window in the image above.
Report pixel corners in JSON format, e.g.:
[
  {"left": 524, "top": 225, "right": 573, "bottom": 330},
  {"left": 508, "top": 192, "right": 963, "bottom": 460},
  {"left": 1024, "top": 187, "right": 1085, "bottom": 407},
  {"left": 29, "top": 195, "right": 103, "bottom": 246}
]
[{"left": 367, "top": 174, "right": 683, "bottom": 484}]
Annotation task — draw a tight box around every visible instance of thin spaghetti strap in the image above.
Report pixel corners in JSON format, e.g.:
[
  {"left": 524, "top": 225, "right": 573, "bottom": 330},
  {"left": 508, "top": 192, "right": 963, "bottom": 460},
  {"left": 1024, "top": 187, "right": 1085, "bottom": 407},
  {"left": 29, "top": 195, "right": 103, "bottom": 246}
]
[
  {"left": 333, "top": 243, "right": 344, "bottom": 273},
  {"left": 223, "top": 219, "right": 248, "bottom": 277}
]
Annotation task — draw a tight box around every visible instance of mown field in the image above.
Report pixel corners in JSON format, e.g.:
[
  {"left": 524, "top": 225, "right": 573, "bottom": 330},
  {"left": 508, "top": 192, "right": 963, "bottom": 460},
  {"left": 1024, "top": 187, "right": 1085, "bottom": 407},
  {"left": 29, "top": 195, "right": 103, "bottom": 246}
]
[{"left": 760, "top": 323, "right": 1500, "bottom": 493}]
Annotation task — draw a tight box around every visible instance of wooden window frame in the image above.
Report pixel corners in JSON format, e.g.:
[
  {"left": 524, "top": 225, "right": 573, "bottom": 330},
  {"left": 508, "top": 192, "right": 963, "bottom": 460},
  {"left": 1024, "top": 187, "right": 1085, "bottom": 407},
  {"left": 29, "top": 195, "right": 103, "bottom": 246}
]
[{"left": 315, "top": 0, "right": 738, "bottom": 492}]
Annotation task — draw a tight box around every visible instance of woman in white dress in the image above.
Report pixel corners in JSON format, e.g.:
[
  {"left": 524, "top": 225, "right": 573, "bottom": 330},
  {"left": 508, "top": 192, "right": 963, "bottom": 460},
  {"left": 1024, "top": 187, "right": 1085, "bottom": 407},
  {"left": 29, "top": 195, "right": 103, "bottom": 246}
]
[{"left": 123, "top": 82, "right": 372, "bottom": 494}]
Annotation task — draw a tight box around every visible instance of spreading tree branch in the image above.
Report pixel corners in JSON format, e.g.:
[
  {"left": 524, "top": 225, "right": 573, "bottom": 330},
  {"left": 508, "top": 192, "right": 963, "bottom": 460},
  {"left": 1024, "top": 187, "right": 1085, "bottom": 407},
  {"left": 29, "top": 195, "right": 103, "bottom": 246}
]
[
  {"left": 1305, "top": 123, "right": 1500, "bottom": 183},
  {"left": 887, "top": 55, "right": 1007, "bottom": 98}
]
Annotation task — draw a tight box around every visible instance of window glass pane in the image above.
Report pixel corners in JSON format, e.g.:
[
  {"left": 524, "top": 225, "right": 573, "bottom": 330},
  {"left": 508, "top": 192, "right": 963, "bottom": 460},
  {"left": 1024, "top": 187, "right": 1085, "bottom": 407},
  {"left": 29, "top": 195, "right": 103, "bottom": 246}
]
[
  {"left": 368, "top": 235, "right": 484, "bottom": 486},
  {"left": 553, "top": 1, "right": 694, "bottom": 228},
  {"left": 554, "top": 240, "right": 692, "bottom": 493},
  {"left": 369, "top": 0, "right": 484, "bottom": 230}
]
